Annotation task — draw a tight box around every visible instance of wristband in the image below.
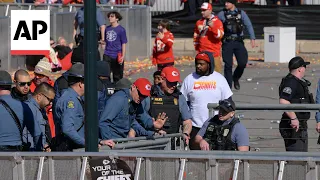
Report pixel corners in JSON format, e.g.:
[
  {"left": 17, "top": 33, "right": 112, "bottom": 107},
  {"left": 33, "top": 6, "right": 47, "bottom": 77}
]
[{"left": 183, "top": 133, "right": 190, "bottom": 137}]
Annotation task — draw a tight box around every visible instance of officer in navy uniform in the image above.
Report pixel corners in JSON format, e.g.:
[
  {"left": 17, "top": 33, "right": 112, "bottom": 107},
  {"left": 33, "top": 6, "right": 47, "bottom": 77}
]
[
  {"left": 217, "top": 0, "right": 255, "bottom": 90},
  {"left": 195, "top": 99, "right": 249, "bottom": 151},
  {"left": 279, "top": 56, "right": 314, "bottom": 152},
  {"left": 137, "top": 67, "right": 193, "bottom": 145},
  {"left": 53, "top": 63, "right": 114, "bottom": 151},
  {"left": 25, "top": 82, "right": 55, "bottom": 151},
  {"left": 0, "top": 70, "right": 43, "bottom": 151}
]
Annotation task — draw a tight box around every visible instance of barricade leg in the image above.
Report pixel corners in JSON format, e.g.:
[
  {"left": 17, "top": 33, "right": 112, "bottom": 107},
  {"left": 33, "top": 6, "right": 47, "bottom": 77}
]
[
  {"left": 48, "top": 157, "right": 55, "bottom": 180},
  {"left": 232, "top": 160, "right": 240, "bottom": 180},
  {"left": 277, "top": 161, "right": 286, "bottom": 180},
  {"left": 80, "top": 157, "right": 88, "bottom": 180},
  {"left": 134, "top": 157, "right": 143, "bottom": 180},
  {"left": 36, "top": 157, "right": 45, "bottom": 180},
  {"left": 243, "top": 160, "right": 250, "bottom": 180}
]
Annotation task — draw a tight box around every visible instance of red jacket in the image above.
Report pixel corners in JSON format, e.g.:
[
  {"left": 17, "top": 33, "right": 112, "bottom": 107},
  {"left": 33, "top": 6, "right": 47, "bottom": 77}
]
[
  {"left": 193, "top": 15, "right": 224, "bottom": 57},
  {"left": 152, "top": 31, "right": 174, "bottom": 65}
]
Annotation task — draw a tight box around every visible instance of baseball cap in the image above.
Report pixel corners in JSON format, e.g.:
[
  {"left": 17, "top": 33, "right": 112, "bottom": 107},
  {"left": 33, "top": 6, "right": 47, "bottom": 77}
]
[
  {"left": 218, "top": 99, "right": 236, "bottom": 112},
  {"left": 201, "top": 2, "right": 212, "bottom": 10},
  {"left": 68, "top": 63, "right": 85, "bottom": 78},
  {"left": 34, "top": 60, "right": 52, "bottom": 77},
  {"left": 0, "top": 70, "right": 13, "bottom": 85},
  {"left": 195, "top": 52, "right": 210, "bottom": 63},
  {"left": 133, "top": 78, "right": 152, "bottom": 97},
  {"left": 161, "top": 66, "right": 181, "bottom": 82},
  {"left": 288, "top": 56, "right": 310, "bottom": 70}
]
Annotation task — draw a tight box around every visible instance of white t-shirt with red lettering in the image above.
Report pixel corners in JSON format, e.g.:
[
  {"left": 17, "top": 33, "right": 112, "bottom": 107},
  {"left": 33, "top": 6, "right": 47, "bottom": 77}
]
[{"left": 181, "top": 72, "right": 233, "bottom": 128}]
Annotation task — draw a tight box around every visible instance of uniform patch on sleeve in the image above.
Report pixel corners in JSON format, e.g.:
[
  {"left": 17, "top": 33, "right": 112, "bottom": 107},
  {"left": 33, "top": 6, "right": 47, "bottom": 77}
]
[
  {"left": 67, "top": 101, "right": 74, "bottom": 109},
  {"left": 282, "top": 87, "right": 292, "bottom": 94}
]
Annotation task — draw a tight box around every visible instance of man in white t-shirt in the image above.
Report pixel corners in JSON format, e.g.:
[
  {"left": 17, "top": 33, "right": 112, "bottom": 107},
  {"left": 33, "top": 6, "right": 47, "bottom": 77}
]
[{"left": 181, "top": 51, "right": 233, "bottom": 150}]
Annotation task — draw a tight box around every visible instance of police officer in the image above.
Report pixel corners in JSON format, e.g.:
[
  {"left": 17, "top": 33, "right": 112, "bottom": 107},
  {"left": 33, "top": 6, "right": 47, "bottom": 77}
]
[
  {"left": 73, "top": 6, "right": 106, "bottom": 46},
  {"left": 26, "top": 82, "right": 55, "bottom": 152},
  {"left": 53, "top": 63, "right": 114, "bottom": 151},
  {"left": 279, "top": 56, "right": 314, "bottom": 152},
  {"left": 138, "top": 67, "right": 193, "bottom": 144},
  {"left": 217, "top": 0, "right": 255, "bottom": 90},
  {"left": 0, "top": 70, "right": 42, "bottom": 151},
  {"left": 99, "top": 78, "right": 165, "bottom": 139},
  {"left": 195, "top": 99, "right": 249, "bottom": 151},
  {"left": 11, "top": 69, "right": 32, "bottom": 102}
]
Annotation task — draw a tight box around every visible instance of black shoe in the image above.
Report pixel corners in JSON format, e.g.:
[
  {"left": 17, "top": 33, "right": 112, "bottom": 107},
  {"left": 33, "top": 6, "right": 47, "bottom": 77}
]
[{"left": 234, "top": 79, "right": 240, "bottom": 90}]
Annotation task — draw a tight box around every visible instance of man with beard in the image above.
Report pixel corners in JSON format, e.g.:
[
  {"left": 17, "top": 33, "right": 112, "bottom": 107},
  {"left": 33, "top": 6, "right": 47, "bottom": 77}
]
[
  {"left": 12, "top": 69, "right": 32, "bottom": 101},
  {"left": 30, "top": 61, "right": 55, "bottom": 92},
  {"left": 181, "top": 51, "right": 233, "bottom": 150}
]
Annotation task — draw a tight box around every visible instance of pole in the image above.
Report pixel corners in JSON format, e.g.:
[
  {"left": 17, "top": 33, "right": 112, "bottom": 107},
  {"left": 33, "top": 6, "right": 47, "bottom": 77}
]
[{"left": 84, "top": 1, "right": 98, "bottom": 152}]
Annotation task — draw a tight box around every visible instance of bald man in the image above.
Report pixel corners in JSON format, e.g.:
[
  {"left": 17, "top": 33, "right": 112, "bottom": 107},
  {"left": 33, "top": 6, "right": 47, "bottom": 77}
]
[{"left": 12, "top": 69, "right": 31, "bottom": 102}]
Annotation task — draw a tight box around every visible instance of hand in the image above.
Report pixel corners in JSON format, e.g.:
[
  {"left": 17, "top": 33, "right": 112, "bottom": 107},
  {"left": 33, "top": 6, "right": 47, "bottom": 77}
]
[
  {"left": 183, "top": 133, "right": 190, "bottom": 145},
  {"left": 199, "top": 139, "right": 210, "bottom": 151},
  {"left": 128, "top": 128, "right": 136, "bottom": 138},
  {"left": 316, "top": 122, "right": 320, "bottom": 133},
  {"left": 100, "top": 140, "right": 115, "bottom": 148},
  {"left": 251, "top": 39, "right": 255, "bottom": 48},
  {"left": 152, "top": 112, "right": 168, "bottom": 130},
  {"left": 155, "top": 130, "right": 167, "bottom": 135},
  {"left": 157, "top": 32, "right": 164, "bottom": 39},
  {"left": 290, "top": 119, "right": 299, "bottom": 132},
  {"left": 99, "top": 39, "right": 106, "bottom": 45},
  {"left": 43, "top": 144, "right": 51, "bottom": 152},
  {"left": 119, "top": 56, "right": 124, "bottom": 65}
]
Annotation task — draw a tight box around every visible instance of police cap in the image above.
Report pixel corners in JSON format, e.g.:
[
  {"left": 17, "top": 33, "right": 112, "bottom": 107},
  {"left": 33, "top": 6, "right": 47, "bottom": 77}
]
[
  {"left": 68, "top": 63, "right": 85, "bottom": 78},
  {"left": 0, "top": 70, "right": 13, "bottom": 85},
  {"left": 288, "top": 56, "right": 310, "bottom": 70},
  {"left": 97, "top": 61, "right": 110, "bottom": 77},
  {"left": 218, "top": 99, "right": 236, "bottom": 112}
]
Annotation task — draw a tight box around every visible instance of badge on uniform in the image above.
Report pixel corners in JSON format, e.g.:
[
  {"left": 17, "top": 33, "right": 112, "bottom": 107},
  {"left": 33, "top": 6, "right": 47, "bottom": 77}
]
[
  {"left": 67, "top": 101, "right": 74, "bottom": 109},
  {"left": 223, "top": 129, "right": 229, "bottom": 136},
  {"left": 283, "top": 87, "right": 292, "bottom": 95},
  {"left": 173, "top": 98, "right": 178, "bottom": 105}
]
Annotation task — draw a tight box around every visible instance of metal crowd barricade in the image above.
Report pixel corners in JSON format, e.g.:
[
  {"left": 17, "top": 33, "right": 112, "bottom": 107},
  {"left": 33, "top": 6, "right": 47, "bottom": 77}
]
[
  {"left": 1, "top": 150, "right": 320, "bottom": 180},
  {"left": 0, "top": 3, "right": 152, "bottom": 71}
]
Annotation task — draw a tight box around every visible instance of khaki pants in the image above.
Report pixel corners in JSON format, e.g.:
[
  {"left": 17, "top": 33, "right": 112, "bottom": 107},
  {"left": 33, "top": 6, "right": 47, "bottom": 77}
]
[{"left": 214, "top": 56, "right": 223, "bottom": 74}]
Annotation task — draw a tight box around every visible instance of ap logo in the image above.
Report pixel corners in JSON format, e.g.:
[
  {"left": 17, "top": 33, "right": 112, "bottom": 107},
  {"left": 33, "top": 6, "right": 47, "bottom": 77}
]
[{"left": 11, "top": 10, "right": 50, "bottom": 55}]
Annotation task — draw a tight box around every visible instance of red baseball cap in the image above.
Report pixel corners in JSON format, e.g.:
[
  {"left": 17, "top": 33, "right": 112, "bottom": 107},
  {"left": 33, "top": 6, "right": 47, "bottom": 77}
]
[
  {"left": 201, "top": 2, "right": 212, "bottom": 10},
  {"left": 133, "top": 78, "right": 152, "bottom": 97},
  {"left": 161, "top": 66, "right": 181, "bottom": 82},
  {"left": 195, "top": 52, "right": 210, "bottom": 63}
]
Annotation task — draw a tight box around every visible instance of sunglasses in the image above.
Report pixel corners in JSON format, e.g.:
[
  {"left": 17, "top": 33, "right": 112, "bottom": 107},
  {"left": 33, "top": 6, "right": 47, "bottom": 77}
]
[
  {"left": 42, "top": 93, "right": 53, "bottom": 103},
  {"left": 166, "top": 80, "right": 177, "bottom": 87},
  {"left": 17, "top": 82, "right": 32, "bottom": 87}
]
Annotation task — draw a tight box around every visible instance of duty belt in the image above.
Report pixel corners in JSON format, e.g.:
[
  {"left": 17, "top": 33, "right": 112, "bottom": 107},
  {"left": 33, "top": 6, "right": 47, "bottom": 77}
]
[{"left": 223, "top": 36, "right": 244, "bottom": 42}]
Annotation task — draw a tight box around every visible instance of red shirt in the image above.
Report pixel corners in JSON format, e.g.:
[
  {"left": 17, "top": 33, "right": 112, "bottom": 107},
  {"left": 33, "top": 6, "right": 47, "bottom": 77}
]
[
  {"left": 193, "top": 15, "right": 224, "bottom": 57},
  {"left": 152, "top": 31, "right": 175, "bottom": 65}
]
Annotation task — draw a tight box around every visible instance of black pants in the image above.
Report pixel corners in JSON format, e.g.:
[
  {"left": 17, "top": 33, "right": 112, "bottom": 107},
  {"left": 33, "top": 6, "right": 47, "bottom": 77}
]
[
  {"left": 103, "top": 55, "right": 124, "bottom": 83},
  {"left": 222, "top": 40, "right": 248, "bottom": 88},
  {"left": 189, "top": 126, "right": 201, "bottom": 150},
  {"left": 279, "top": 120, "right": 308, "bottom": 152}
]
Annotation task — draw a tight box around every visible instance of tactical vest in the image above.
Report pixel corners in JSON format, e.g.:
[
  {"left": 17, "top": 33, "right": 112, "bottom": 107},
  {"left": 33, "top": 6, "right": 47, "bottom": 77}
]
[
  {"left": 203, "top": 116, "right": 239, "bottom": 151},
  {"left": 149, "top": 90, "right": 181, "bottom": 134},
  {"left": 223, "top": 9, "right": 244, "bottom": 36},
  {"left": 279, "top": 73, "right": 314, "bottom": 122}
]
